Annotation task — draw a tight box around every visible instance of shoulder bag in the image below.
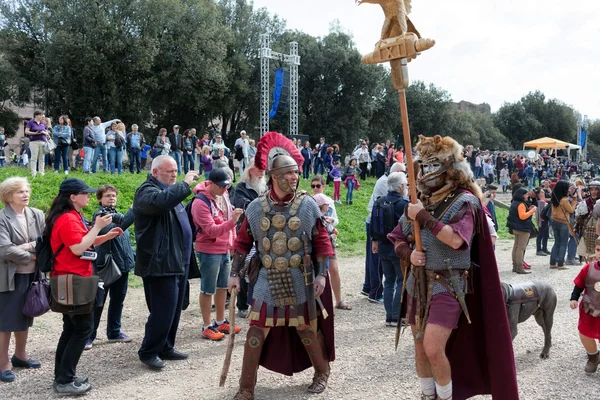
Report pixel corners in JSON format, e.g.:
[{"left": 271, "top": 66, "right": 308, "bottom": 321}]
[
  {"left": 23, "top": 211, "right": 51, "bottom": 317},
  {"left": 43, "top": 139, "right": 57, "bottom": 154},
  {"left": 96, "top": 240, "right": 122, "bottom": 287},
  {"left": 50, "top": 274, "right": 99, "bottom": 315}
]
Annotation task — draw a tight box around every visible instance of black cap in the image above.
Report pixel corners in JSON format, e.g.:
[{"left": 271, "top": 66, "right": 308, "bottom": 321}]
[
  {"left": 59, "top": 178, "right": 97, "bottom": 195},
  {"left": 208, "top": 169, "right": 232, "bottom": 188}
]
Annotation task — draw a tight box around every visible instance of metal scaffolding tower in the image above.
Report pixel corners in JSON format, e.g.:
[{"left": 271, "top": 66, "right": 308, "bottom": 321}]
[{"left": 259, "top": 34, "right": 300, "bottom": 137}]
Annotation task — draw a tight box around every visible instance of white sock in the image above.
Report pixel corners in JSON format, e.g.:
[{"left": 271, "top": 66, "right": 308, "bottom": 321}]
[
  {"left": 419, "top": 377, "right": 435, "bottom": 396},
  {"left": 203, "top": 325, "right": 212, "bottom": 331},
  {"left": 588, "top": 351, "right": 599, "bottom": 355},
  {"left": 435, "top": 381, "right": 452, "bottom": 400},
  {"left": 216, "top": 319, "right": 226, "bottom": 325}
]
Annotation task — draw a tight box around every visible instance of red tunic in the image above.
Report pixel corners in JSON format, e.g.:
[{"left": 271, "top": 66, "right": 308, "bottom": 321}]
[{"left": 574, "top": 262, "right": 600, "bottom": 339}]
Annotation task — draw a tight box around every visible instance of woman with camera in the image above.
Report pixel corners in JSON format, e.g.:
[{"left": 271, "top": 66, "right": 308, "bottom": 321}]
[
  {"left": 48, "top": 178, "right": 122, "bottom": 395},
  {"left": 507, "top": 187, "right": 536, "bottom": 274},
  {"left": 85, "top": 184, "right": 135, "bottom": 350},
  {"left": 549, "top": 181, "right": 580, "bottom": 270}
]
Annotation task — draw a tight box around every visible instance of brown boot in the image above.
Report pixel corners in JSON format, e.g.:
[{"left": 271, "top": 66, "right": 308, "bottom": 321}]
[
  {"left": 585, "top": 351, "right": 600, "bottom": 373},
  {"left": 233, "top": 326, "right": 265, "bottom": 400},
  {"left": 297, "top": 329, "right": 330, "bottom": 394}
]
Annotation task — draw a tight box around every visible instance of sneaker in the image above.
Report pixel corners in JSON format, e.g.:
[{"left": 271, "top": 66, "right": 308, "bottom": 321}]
[
  {"left": 202, "top": 325, "right": 225, "bottom": 341},
  {"left": 523, "top": 262, "right": 531, "bottom": 270},
  {"left": 237, "top": 309, "right": 249, "bottom": 319},
  {"left": 367, "top": 297, "right": 384, "bottom": 304},
  {"left": 360, "top": 290, "right": 369, "bottom": 297},
  {"left": 107, "top": 333, "right": 132, "bottom": 343},
  {"left": 54, "top": 381, "right": 92, "bottom": 395},
  {"left": 544, "top": 250, "right": 551, "bottom": 255},
  {"left": 536, "top": 251, "right": 548, "bottom": 256},
  {"left": 84, "top": 340, "right": 93, "bottom": 350},
  {"left": 215, "top": 320, "right": 241, "bottom": 335},
  {"left": 54, "top": 170, "right": 59, "bottom": 174},
  {"left": 566, "top": 258, "right": 581, "bottom": 266},
  {"left": 64, "top": 170, "right": 69, "bottom": 175}
]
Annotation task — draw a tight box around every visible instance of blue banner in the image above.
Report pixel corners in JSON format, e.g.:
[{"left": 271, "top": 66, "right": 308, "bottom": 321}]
[
  {"left": 580, "top": 129, "right": 586, "bottom": 148},
  {"left": 269, "top": 68, "right": 285, "bottom": 119}
]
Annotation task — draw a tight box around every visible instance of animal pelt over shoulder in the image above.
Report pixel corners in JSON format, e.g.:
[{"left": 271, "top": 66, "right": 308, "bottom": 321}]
[{"left": 415, "top": 135, "right": 482, "bottom": 204}]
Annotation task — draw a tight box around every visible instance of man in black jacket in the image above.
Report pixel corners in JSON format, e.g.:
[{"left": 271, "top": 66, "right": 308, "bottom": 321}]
[
  {"left": 168, "top": 125, "right": 184, "bottom": 175},
  {"left": 133, "top": 155, "right": 198, "bottom": 369},
  {"left": 230, "top": 161, "right": 267, "bottom": 318}
]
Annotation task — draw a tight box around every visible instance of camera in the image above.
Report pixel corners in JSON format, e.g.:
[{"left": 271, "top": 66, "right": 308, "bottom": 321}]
[
  {"left": 80, "top": 251, "right": 97, "bottom": 261},
  {"left": 99, "top": 207, "right": 124, "bottom": 225}
]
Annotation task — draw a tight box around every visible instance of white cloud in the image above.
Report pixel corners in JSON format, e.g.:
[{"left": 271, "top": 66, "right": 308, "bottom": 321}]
[{"left": 253, "top": 0, "right": 600, "bottom": 119}]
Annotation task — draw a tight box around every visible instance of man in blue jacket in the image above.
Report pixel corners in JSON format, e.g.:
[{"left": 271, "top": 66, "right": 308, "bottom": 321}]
[
  {"left": 133, "top": 155, "right": 198, "bottom": 369},
  {"left": 370, "top": 172, "right": 408, "bottom": 326}
]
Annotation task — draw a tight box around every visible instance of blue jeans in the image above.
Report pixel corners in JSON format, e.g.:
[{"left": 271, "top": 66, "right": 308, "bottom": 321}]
[
  {"left": 182, "top": 151, "right": 194, "bottom": 174},
  {"left": 346, "top": 180, "right": 355, "bottom": 203},
  {"left": 129, "top": 148, "right": 141, "bottom": 173},
  {"left": 90, "top": 271, "right": 129, "bottom": 341},
  {"left": 303, "top": 163, "right": 310, "bottom": 179},
  {"left": 172, "top": 150, "right": 182, "bottom": 175},
  {"left": 92, "top": 143, "right": 108, "bottom": 173},
  {"left": 108, "top": 147, "right": 123, "bottom": 174},
  {"left": 536, "top": 220, "right": 549, "bottom": 252},
  {"left": 567, "top": 233, "right": 578, "bottom": 260},
  {"left": 380, "top": 255, "right": 404, "bottom": 322},
  {"left": 83, "top": 146, "right": 94, "bottom": 172},
  {"left": 550, "top": 221, "right": 569, "bottom": 267},
  {"left": 196, "top": 252, "right": 230, "bottom": 295},
  {"left": 54, "top": 145, "right": 69, "bottom": 172}
]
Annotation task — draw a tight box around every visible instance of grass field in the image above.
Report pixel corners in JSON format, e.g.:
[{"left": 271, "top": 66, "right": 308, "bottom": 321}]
[{"left": 0, "top": 166, "right": 510, "bottom": 260}]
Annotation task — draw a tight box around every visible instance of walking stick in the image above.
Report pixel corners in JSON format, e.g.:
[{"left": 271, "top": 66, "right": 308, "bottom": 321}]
[
  {"left": 355, "top": 1, "right": 436, "bottom": 351},
  {"left": 219, "top": 287, "right": 237, "bottom": 387}
]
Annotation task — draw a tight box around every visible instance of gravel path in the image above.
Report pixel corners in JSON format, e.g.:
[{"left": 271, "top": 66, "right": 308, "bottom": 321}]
[{"left": 1, "top": 239, "right": 598, "bottom": 399}]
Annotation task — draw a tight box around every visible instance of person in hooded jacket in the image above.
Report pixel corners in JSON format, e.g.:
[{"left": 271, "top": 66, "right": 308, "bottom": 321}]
[
  {"left": 507, "top": 187, "right": 536, "bottom": 274},
  {"left": 191, "top": 169, "right": 244, "bottom": 341}
]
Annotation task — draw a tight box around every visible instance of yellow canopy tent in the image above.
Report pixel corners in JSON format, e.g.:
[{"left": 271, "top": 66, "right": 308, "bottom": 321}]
[{"left": 523, "top": 137, "right": 569, "bottom": 150}]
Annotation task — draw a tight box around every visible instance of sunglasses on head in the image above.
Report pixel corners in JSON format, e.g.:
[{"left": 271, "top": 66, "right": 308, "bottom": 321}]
[{"left": 311, "top": 184, "right": 322, "bottom": 189}]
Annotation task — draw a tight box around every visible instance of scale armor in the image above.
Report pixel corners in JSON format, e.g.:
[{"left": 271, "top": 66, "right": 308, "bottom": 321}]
[
  {"left": 403, "top": 192, "right": 480, "bottom": 296},
  {"left": 245, "top": 191, "right": 322, "bottom": 326}
]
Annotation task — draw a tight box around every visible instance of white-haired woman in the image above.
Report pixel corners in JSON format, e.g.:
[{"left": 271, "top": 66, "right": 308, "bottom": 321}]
[
  {"left": 0, "top": 177, "right": 45, "bottom": 382},
  {"left": 370, "top": 172, "right": 409, "bottom": 326}
]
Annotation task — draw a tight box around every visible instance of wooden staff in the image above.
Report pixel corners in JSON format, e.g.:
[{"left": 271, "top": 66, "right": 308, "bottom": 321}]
[
  {"left": 392, "top": 58, "right": 425, "bottom": 351},
  {"left": 219, "top": 287, "right": 237, "bottom": 387}
]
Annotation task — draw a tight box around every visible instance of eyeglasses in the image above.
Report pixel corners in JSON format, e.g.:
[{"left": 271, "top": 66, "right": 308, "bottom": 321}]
[
  {"left": 102, "top": 194, "right": 117, "bottom": 198},
  {"left": 311, "top": 184, "right": 322, "bottom": 189}
]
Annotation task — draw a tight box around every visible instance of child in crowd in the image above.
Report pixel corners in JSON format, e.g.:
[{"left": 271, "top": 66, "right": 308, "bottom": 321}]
[
  {"left": 500, "top": 164, "right": 509, "bottom": 193},
  {"left": 535, "top": 187, "right": 550, "bottom": 256},
  {"left": 329, "top": 161, "right": 342, "bottom": 204},
  {"left": 343, "top": 157, "right": 361, "bottom": 205},
  {"left": 313, "top": 194, "right": 339, "bottom": 255},
  {"left": 570, "top": 239, "right": 600, "bottom": 374}
]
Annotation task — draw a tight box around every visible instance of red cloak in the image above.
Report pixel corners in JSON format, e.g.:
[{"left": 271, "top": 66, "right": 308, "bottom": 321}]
[{"left": 448, "top": 203, "right": 520, "bottom": 399}]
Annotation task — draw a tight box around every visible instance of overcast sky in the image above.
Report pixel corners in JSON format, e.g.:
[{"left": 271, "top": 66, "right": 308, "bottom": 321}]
[{"left": 253, "top": 0, "right": 599, "bottom": 121}]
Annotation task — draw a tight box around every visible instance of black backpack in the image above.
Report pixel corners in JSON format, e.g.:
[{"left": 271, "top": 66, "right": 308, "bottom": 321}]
[
  {"left": 540, "top": 202, "right": 552, "bottom": 222},
  {"left": 35, "top": 233, "right": 64, "bottom": 273},
  {"left": 185, "top": 193, "right": 212, "bottom": 238},
  {"left": 371, "top": 196, "right": 402, "bottom": 241}
]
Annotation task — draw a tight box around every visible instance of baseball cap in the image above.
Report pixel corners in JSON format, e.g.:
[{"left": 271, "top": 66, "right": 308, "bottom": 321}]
[
  {"left": 59, "top": 178, "right": 97, "bottom": 195},
  {"left": 208, "top": 169, "right": 232, "bottom": 188}
]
